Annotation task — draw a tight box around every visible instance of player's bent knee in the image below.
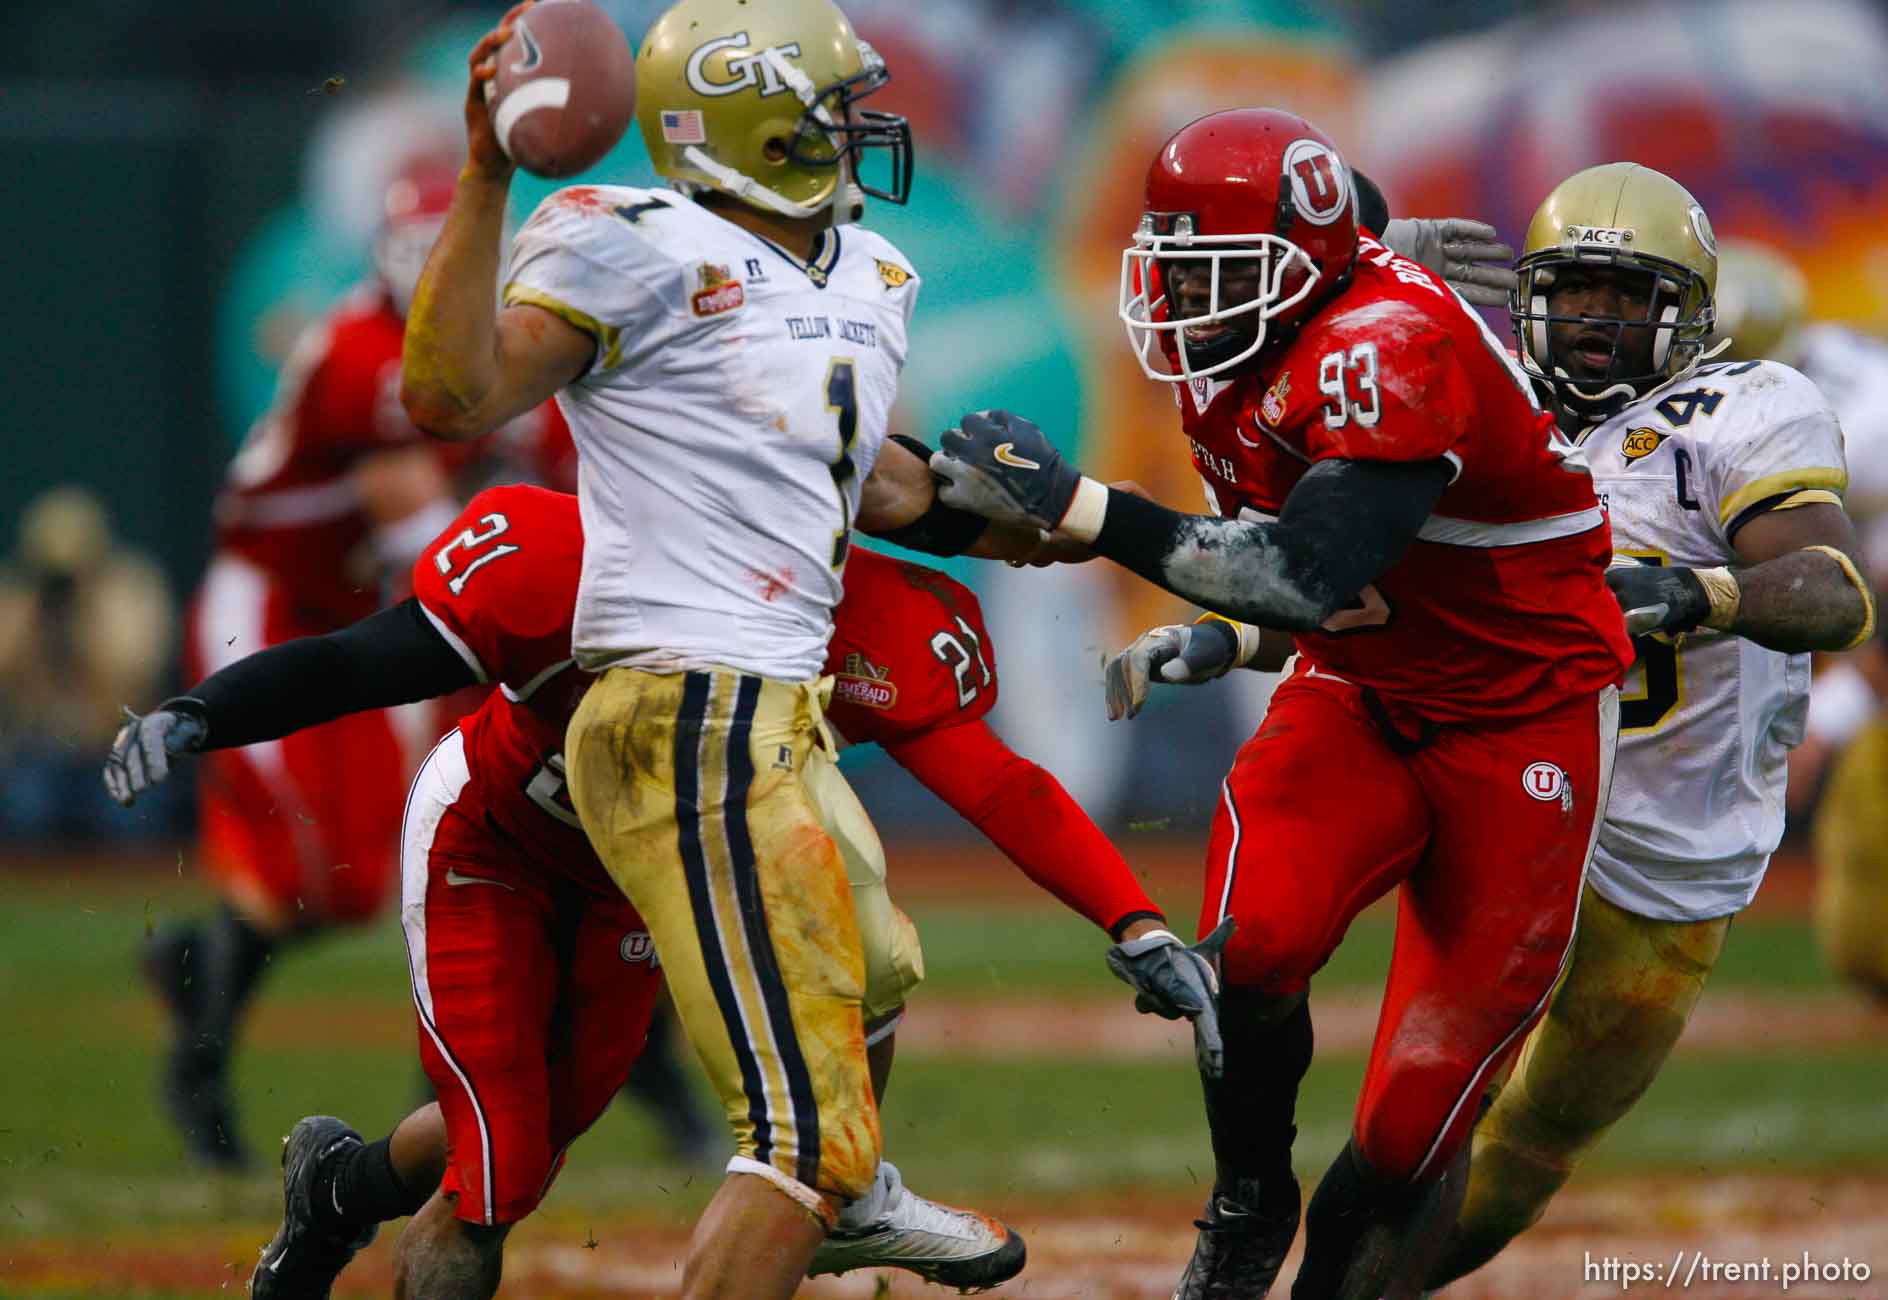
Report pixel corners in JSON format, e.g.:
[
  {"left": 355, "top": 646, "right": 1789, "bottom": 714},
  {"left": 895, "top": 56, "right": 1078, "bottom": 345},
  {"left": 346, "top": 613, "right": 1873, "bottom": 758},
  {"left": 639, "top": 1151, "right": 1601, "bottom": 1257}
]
[{"left": 862, "top": 904, "right": 924, "bottom": 1021}]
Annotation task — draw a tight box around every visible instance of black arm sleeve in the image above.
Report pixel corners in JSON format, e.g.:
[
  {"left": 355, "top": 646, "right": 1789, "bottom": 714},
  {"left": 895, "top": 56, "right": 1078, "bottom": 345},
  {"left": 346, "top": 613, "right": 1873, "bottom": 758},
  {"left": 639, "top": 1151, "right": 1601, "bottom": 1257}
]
[
  {"left": 863, "top": 433, "right": 992, "bottom": 556},
  {"left": 1351, "top": 167, "right": 1391, "bottom": 234},
  {"left": 185, "top": 598, "right": 478, "bottom": 750},
  {"left": 1089, "top": 457, "right": 1453, "bottom": 630}
]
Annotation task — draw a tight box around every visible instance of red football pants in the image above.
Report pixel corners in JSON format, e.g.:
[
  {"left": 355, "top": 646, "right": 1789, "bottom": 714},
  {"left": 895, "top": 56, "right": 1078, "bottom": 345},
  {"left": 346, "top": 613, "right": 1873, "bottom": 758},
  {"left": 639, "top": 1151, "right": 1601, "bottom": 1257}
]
[
  {"left": 402, "top": 730, "right": 665, "bottom": 1225},
  {"left": 1201, "top": 662, "right": 1618, "bottom": 1182}
]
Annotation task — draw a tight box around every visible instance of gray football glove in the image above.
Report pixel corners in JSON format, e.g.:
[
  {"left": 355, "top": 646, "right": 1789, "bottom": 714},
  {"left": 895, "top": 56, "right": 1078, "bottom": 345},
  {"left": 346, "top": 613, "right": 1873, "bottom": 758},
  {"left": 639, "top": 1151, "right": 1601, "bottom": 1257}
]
[
  {"left": 1607, "top": 563, "right": 1710, "bottom": 637},
  {"left": 932, "top": 409, "right": 1083, "bottom": 532},
  {"left": 103, "top": 703, "right": 208, "bottom": 807},
  {"left": 1105, "top": 916, "right": 1236, "bottom": 1077},
  {"left": 1104, "top": 620, "right": 1242, "bottom": 721},
  {"left": 1381, "top": 217, "right": 1516, "bottom": 307}
]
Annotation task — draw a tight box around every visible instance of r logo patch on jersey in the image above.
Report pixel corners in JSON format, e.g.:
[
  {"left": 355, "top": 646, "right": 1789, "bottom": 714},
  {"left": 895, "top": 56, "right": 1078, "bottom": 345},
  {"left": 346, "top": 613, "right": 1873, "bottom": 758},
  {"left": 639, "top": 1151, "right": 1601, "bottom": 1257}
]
[
  {"left": 1261, "top": 372, "right": 1291, "bottom": 427},
  {"left": 691, "top": 262, "right": 745, "bottom": 317},
  {"left": 1620, "top": 427, "right": 1667, "bottom": 464},
  {"left": 833, "top": 651, "right": 898, "bottom": 711},
  {"left": 875, "top": 258, "right": 912, "bottom": 289}
]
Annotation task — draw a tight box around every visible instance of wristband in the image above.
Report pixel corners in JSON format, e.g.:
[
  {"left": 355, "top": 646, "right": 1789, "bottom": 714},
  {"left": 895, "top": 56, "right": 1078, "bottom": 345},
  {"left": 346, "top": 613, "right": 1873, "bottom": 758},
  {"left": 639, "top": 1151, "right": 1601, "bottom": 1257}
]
[
  {"left": 1195, "top": 612, "right": 1261, "bottom": 669},
  {"left": 1693, "top": 565, "right": 1742, "bottom": 632},
  {"left": 1059, "top": 477, "right": 1110, "bottom": 544}
]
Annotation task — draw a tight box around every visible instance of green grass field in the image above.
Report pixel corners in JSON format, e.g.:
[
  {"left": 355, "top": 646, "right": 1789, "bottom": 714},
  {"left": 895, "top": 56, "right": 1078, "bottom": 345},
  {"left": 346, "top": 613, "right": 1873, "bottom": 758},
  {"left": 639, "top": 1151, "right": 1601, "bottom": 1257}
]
[{"left": 3, "top": 858, "right": 1884, "bottom": 1297}]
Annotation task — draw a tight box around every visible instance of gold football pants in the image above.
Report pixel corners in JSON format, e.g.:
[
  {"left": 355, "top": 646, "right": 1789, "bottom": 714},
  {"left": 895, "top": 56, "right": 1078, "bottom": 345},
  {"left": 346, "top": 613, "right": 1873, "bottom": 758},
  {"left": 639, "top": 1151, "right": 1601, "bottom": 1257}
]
[
  {"left": 801, "top": 746, "right": 925, "bottom": 1026},
  {"left": 1813, "top": 719, "right": 1888, "bottom": 995},
  {"left": 565, "top": 667, "right": 881, "bottom": 1207},
  {"left": 1433, "top": 884, "right": 1729, "bottom": 1285}
]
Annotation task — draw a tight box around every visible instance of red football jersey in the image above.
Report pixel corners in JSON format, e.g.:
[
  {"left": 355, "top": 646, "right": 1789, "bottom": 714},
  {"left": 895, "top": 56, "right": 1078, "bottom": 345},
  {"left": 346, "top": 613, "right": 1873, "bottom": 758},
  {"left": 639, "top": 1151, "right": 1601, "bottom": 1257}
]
[
  {"left": 212, "top": 287, "right": 560, "bottom": 630},
  {"left": 1170, "top": 234, "right": 1631, "bottom": 722},
  {"left": 214, "top": 288, "right": 440, "bottom": 627},
  {"left": 822, "top": 550, "right": 999, "bottom": 748},
  {"left": 412, "top": 484, "right": 599, "bottom": 889}
]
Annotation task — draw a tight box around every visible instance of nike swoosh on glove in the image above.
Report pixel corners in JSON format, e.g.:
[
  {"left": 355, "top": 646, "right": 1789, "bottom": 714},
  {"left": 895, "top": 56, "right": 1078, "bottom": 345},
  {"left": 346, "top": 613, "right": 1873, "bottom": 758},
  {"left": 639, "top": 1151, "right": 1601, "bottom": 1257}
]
[
  {"left": 1381, "top": 218, "right": 1516, "bottom": 308},
  {"left": 1104, "top": 619, "right": 1241, "bottom": 721},
  {"left": 931, "top": 409, "right": 1083, "bottom": 532},
  {"left": 1606, "top": 563, "right": 1710, "bottom": 637},
  {"left": 1105, "top": 917, "right": 1236, "bottom": 1077},
  {"left": 103, "top": 704, "right": 208, "bottom": 806}
]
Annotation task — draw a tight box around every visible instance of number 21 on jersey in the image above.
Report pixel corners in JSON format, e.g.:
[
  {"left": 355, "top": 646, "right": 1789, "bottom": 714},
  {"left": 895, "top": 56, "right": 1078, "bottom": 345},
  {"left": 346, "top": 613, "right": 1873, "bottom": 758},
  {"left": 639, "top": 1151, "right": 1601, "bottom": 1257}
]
[{"left": 436, "top": 513, "right": 520, "bottom": 595}]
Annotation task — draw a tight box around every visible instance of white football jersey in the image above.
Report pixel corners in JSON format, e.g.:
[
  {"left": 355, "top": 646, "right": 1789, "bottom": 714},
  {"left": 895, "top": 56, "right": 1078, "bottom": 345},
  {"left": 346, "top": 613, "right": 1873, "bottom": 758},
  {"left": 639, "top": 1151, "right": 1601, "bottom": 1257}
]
[
  {"left": 1581, "top": 359, "right": 1847, "bottom": 921},
  {"left": 505, "top": 186, "right": 920, "bottom": 679}
]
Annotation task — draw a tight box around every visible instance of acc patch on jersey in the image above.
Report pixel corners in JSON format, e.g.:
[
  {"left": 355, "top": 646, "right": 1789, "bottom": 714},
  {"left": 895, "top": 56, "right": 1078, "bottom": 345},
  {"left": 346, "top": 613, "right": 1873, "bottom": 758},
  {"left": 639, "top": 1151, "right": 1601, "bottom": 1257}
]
[
  {"left": 833, "top": 651, "right": 898, "bottom": 711},
  {"left": 1620, "top": 427, "right": 1667, "bottom": 464},
  {"left": 875, "top": 258, "right": 912, "bottom": 289},
  {"left": 690, "top": 262, "right": 745, "bottom": 317}
]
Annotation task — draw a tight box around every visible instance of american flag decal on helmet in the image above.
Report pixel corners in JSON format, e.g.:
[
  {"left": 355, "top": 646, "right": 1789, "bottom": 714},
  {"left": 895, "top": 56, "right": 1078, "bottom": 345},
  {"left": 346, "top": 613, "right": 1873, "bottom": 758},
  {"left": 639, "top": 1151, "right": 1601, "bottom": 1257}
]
[{"left": 660, "top": 110, "right": 706, "bottom": 144}]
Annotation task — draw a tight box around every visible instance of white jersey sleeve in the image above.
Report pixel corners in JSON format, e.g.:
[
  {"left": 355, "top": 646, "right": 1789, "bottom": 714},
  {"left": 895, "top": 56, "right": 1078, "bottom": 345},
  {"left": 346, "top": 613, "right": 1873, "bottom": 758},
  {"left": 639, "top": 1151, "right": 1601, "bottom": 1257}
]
[
  {"left": 1698, "top": 361, "right": 1848, "bottom": 542},
  {"left": 1581, "top": 359, "right": 1846, "bottom": 922},
  {"left": 503, "top": 186, "right": 684, "bottom": 377}
]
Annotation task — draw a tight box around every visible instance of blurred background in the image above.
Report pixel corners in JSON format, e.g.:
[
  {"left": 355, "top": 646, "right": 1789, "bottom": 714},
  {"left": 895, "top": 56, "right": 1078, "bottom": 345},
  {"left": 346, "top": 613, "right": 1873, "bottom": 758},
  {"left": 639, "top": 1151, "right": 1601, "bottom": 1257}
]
[{"left": 5, "top": 1, "right": 1888, "bottom": 1296}]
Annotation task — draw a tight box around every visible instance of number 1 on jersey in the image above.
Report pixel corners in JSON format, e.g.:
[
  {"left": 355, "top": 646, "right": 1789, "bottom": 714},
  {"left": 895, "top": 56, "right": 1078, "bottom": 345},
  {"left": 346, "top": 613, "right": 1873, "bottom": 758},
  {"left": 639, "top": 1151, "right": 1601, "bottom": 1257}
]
[{"left": 826, "top": 357, "right": 859, "bottom": 569}]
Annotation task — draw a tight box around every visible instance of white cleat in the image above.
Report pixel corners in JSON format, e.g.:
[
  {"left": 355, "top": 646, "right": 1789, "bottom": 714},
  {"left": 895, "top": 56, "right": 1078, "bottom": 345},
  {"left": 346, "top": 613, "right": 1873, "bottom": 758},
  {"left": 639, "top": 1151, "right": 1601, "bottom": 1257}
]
[{"left": 809, "top": 1161, "right": 1026, "bottom": 1292}]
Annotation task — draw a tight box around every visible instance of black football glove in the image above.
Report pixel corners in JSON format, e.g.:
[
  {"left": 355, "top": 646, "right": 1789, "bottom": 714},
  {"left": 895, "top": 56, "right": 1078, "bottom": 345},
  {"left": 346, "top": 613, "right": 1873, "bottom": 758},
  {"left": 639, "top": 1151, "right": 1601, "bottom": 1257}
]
[
  {"left": 1606, "top": 563, "right": 1710, "bottom": 637},
  {"left": 1105, "top": 916, "right": 1236, "bottom": 1077},
  {"left": 931, "top": 409, "right": 1084, "bottom": 532},
  {"left": 103, "top": 701, "right": 208, "bottom": 807},
  {"left": 1104, "top": 620, "right": 1243, "bottom": 721}
]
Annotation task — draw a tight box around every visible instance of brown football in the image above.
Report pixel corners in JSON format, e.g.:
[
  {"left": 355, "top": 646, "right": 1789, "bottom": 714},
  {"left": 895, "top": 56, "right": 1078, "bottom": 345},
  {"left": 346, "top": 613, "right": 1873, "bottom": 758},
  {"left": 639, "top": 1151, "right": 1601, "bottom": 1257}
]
[{"left": 487, "top": 0, "right": 636, "bottom": 179}]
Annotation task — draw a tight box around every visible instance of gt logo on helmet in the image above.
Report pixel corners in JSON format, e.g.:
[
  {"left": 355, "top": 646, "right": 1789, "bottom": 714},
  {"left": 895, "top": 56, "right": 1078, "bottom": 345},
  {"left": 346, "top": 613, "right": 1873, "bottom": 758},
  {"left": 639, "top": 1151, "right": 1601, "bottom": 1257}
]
[
  {"left": 684, "top": 31, "right": 805, "bottom": 98},
  {"left": 1283, "top": 138, "right": 1350, "bottom": 227}
]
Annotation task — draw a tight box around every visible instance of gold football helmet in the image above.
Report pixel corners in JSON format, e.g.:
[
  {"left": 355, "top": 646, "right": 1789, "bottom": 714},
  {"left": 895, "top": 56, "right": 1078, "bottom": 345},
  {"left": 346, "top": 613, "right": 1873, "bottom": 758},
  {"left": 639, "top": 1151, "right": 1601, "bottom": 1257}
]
[
  {"left": 635, "top": 0, "right": 912, "bottom": 220},
  {"left": 1709, "top": 238, "right": 1809, "bottom": 365},
  {"left": 1513, "top": 162, "right": 1717, "bottom": 419}
]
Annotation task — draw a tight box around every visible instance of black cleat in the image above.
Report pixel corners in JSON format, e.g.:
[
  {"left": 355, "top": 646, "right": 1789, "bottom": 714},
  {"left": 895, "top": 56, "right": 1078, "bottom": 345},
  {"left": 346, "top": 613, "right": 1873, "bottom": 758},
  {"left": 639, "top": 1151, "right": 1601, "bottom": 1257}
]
[
  {"left": 250, "top": 1116, "right": 378, "bottom": 1300},
  {"left": 1172, "top": 1177, "right": 1301, "bottom": 1300}
]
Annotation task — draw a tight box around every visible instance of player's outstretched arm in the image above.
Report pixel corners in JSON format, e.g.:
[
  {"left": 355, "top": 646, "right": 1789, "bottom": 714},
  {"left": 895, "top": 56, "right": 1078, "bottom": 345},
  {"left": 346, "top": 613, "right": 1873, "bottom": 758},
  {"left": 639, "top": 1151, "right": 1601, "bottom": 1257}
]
[
  {"left": 102, "top": 600, "right": 476, "bottom": 807},
  {"left": 400, "top": 3, "right": 592, "bottom": 441},
  {"left": 1610, "top": 503, "right": 1876, "bottom": 652},
  {"left": 931, "top": 409, "right": 1449, "bottom": 629}
]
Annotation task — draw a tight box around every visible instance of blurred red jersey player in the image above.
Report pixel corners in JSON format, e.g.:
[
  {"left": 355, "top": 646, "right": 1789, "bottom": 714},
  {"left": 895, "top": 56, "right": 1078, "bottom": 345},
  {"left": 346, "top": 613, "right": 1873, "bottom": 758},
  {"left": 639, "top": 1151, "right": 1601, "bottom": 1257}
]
[{"left": 145, "top": 164, "right": 552, "bottom": 1169}]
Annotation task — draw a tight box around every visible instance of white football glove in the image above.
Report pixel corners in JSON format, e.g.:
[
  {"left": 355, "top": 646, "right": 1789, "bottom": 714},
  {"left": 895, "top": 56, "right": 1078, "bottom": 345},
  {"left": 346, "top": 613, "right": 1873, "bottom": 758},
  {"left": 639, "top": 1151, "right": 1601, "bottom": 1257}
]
[
  {"left": 103, "top": 704, "right": 208, "bottom": 807},
  {"left": 1381, "top": 217, "right": 1516, "bottom": 307},
  {"left": 1104, "top": 619, "right": 1245, "bottom": 721}
]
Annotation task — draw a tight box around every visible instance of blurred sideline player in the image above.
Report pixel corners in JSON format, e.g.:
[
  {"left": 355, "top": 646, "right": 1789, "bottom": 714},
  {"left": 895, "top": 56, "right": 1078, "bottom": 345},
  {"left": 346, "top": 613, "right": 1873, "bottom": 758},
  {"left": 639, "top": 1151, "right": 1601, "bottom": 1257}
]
[
  {"left": 1416, "top": 167, "right": 1876, "bottom": 1291},
  {"left": 142, "top": 160, "right": 533, "bottom": 1169},
  {"left": 105, "top": 483, "right": 1172, "bottom": 1298},
  {"left": 396, "top": 2, "right": 1152, "bottom": 1291},
  {"left": 1710, "top": 240, "right": 1888, "bottom": 997},
  {"left": 933, "top": 108, "right": 1632, "bottom": 1300}
]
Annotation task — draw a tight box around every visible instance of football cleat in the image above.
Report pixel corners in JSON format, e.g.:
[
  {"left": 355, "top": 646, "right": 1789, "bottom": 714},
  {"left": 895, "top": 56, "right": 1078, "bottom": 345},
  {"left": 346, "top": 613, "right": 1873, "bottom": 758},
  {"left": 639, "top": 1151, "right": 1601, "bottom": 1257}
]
[
  {"left": 1171, "top": 1177, "right": 1301, "bottom": 1300},
  {"left": 808, "top": 1161, "right": 1026, "bottom": 1292},
  {"left": 250, "top": 1116, "right": 379, "bottom": 1300}
]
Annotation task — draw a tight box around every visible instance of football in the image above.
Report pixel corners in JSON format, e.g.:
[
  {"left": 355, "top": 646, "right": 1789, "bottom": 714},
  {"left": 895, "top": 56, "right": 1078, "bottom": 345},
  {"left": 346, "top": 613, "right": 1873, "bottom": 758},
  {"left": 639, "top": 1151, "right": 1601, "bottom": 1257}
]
[{"left": 486, "top": 0, "right": 636, "bottom": 179}]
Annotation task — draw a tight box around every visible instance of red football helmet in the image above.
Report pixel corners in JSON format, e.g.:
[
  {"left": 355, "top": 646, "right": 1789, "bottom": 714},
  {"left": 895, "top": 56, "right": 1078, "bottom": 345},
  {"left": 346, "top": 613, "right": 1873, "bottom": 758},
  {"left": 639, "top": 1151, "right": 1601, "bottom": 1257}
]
[
  {"left": 1120, "top": 108, "right": 1359, "bottom": 382},
  {"left": 373, "top": 160, "right": 459, "bottom": 317}
]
